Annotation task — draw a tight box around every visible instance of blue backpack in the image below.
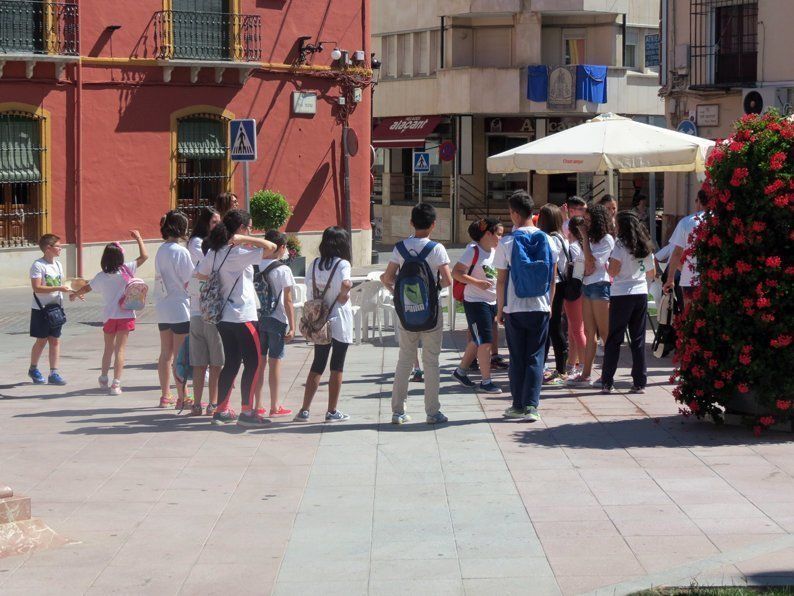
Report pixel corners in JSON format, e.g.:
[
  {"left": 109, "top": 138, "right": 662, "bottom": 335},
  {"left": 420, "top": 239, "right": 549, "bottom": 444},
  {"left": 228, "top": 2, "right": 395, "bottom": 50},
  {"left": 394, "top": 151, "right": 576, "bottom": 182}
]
[
  {"left": 509, "top": 230, "right": 554, "bottom": 298},
  {"left": 393, "top": 240, "right": 440, "bottom": 332}
]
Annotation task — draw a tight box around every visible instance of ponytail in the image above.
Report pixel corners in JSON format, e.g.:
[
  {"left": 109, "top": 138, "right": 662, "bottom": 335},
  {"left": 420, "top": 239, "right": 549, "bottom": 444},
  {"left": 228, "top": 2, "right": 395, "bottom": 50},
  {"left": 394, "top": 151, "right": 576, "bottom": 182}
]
[{"left": 206, "top": 208, "right": 250, "bottom": 252}]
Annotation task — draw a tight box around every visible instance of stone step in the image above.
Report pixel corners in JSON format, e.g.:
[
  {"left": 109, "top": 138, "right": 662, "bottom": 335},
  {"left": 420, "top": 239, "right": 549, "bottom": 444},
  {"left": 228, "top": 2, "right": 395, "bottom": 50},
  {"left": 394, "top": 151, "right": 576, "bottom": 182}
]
[{"left": 0, "top": 494, "right": 32, "bottom": 524}]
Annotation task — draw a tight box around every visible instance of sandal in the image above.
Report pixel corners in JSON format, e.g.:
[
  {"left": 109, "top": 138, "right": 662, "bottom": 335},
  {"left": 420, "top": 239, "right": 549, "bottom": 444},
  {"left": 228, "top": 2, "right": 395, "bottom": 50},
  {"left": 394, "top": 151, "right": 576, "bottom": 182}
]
[
  {"left": 206, "top": 403, "right": 217, "bottom": 416},
  {"left": 269, "top": 405, "right": 293, "bottom": 417},
  {"left": 175, "top": 396, "right": 194, "bottom": 411},
  {"left": 158, "top": 396, "right": 175, "bottom": 408},
  {"left": 188, "top": 402, "right": 204, "bottom": 416}
]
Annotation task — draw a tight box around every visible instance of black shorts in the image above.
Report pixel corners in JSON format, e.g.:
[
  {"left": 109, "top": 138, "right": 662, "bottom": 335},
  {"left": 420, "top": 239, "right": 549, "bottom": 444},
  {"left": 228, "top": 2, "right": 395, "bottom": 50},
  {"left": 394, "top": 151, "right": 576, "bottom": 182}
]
[
  {"left": 310, "top": 339, "right": 350, "bottom": 375},
  {"left": 158, "top": 321, "right": 190, "bottom": 335},
  {"left": 30, "top": 308, "right": 63, "bottom": 339},
  {"left": 463, "top": 301, "right": 496, "bottom": 346}
]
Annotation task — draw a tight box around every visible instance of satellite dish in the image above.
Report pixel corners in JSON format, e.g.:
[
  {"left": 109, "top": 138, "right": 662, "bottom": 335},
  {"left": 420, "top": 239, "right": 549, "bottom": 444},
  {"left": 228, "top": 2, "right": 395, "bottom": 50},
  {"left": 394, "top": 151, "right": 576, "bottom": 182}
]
[{"left": 744, "top": 90, "right": 764, "bottom": 115}]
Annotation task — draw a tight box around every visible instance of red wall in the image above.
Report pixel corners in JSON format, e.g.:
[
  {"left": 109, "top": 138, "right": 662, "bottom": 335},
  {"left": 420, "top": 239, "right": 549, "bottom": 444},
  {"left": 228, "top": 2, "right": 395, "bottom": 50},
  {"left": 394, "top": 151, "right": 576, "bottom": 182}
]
[{"left": 0, "top": 0, "right": 372, "bottom": 244}]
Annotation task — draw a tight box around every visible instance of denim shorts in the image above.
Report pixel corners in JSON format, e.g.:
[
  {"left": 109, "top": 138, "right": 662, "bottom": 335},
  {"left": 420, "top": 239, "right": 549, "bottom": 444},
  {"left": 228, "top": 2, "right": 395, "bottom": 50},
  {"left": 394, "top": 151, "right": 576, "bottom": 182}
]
[
  {"left": 259, "top": 317, "right": 288, "bottom": 359},
  {"left": 583, "top": 281, "right": 611, "bottom": 301},
  {"left": 463, "top": 301, "right": 497, "bottom": 346}
]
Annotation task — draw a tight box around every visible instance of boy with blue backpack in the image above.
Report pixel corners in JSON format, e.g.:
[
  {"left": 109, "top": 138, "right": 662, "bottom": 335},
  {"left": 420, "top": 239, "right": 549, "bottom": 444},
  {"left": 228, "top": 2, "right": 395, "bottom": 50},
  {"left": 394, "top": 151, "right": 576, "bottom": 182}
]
[
  {"left": 381, "top": 204, "right": 453, "bottom": 425},
  {"left": 495, "top": 191, "right": 557, "bottom": 422}
]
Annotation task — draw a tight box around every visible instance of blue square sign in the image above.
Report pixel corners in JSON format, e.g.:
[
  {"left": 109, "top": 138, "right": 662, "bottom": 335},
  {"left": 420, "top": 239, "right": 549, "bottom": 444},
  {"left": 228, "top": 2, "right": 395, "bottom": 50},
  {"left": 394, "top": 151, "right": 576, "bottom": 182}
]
[
  {"left": 413, "top": 151, "right": 431, "bottom": 174},
  {"left": 230, "top": 119, "right": 257, "bottom": 162}
]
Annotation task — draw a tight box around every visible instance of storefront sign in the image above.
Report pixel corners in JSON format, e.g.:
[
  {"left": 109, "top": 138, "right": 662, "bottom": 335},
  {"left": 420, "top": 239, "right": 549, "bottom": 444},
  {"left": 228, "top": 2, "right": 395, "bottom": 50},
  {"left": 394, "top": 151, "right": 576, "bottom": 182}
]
[
  {"left": 372, "top": 115, "right": 443, "bottom": 148},
  {"left": 696, "top": 104, "right": 719, "bottom": 127},
  {"left": 547, "top": 117, "right": 586, "bottom": 134},
  {"left": 485, "top": 118, "right": 536, "bottom": 137},
  {"left": 548, "top": 66, "right": 576, "bottom": 110}
]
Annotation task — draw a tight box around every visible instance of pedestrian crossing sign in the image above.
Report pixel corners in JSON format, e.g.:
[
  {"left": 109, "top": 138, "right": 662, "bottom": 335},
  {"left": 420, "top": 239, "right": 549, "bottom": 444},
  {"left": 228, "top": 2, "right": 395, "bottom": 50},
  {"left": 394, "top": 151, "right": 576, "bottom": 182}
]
[
  {"left": 413, "top": 151, "right": 430, "bottom": 174},
  {"left": 230, "top": 119, "right": 257, "bottom": 162}
]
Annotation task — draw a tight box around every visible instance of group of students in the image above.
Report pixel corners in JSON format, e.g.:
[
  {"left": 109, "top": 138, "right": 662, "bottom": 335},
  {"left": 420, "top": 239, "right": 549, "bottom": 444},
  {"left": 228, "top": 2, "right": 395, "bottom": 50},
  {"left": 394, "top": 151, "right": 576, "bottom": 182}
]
[{"left": 26, "top": 187, "right": 666, "bottom": 426}]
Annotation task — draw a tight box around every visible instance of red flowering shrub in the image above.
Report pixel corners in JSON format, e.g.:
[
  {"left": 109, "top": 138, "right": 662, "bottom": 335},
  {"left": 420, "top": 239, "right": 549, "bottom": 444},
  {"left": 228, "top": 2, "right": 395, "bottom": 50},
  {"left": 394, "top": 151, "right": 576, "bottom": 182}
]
[{"left": 674, "top": 112, "right": 793, "bottom": 431}]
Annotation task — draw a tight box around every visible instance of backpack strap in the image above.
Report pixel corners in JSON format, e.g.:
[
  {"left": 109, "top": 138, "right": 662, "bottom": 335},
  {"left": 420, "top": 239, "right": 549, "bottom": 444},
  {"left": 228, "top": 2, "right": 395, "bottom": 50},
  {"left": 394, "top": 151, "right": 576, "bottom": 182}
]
[
  {"left": 468, "top": 245, "right": 480, "bottom": 276},
  {"left": 416, "top": 240, "right": 438, "bottom": 262},
  {"left": 261, "top": 261, "right": 286, "bottom": 303},
  {"left": 318, "top": 259, "right": 343, "bottom": 302},
  {"left": 395, "top": 241, "right": 411, "bottom": 263}
]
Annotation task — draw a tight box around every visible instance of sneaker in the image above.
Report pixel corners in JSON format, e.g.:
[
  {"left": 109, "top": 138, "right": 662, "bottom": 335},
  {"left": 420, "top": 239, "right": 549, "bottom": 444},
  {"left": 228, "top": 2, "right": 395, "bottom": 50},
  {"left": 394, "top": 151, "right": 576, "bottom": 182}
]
[
  {"left": 28, "top": 368, "right": 45, "bottom": 384},
  {"left": 543, "top": 368, "right": 557, "bottom": 381},
  {"left": 189, "top": 403, "right": 204, "bottom": 416},
  {"left": 47, "top": 372, "right": 66, "bottom": 386},
  {"left": 566, "top": 375, "right": 592, "bottom": 388},
  {"left": 391, "top": 413, "right": 411, "bottom": 425},
  {"left": 325, "top": 410, "right": 350, "bottom": 422},
  {"left": 98, "top": 375, "right": 109, "bottom": 389},
  {"left": 590, "top": 377, "right": 603, "bottom": 388},
  {"left": 269, "top": 405, "right": 293, "bottom": 417},
  {"left": 410, "top": 369, "right": 424, "bottom": 383},
  {"left": 426, "top": 411, "right": 448, "bottom": 425},
  {"left": 293, "top": 410, "right": 310, "bottom": 422},
  {"left": 109, "top": 381, "right": 122, "bottom": 396},
  {"left": 490, "top": 355, "right": 509, "bottom": 370},
  {"left": 211, "top": 408, "right": 238, "bottom": 425},
  {"left": 601, "top": 384, "right": 614, "bottom": 394},
  {"left": 597, "top": 343, "right": 605, "bottom": 357},
  {"left": 206, "top": 403, "right": 217, "bottom": 416},
  {"left": 524, "top": 406, "right": 541, "bottom": 422},
  {"left": 631, "top": 385, "right": 646, "bottom": 394},
  {"left": 478, "top": 380, "right": 502, "bottom": 394},
  {"left": 503, "top": 406, "right": 527, "bottom": 419},
  {"left": 237, "top": 411, "right": 271, "bottom": 428},
  {"left": 452, "top": 369, "right": 475, "bottom": 388},
  {"left": 470, "top": 359, "right": 480, "bottom": 371},
  {"left": 543, "top": 375, "right": 565, "bottom": 387}
]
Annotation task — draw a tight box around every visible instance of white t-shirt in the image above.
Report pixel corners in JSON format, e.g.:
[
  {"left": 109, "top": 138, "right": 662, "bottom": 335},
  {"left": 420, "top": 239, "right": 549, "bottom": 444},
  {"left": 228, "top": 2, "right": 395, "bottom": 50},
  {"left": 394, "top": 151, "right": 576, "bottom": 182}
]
[
  {"left": 389, "top": 236, "right": 450, "bottom": 277},
  {"left": 307, "top": 258, "right": 353, "bottom": 344},
  {"left": 197, "top": 245, "right": 262, "bottom": 323},
  {"left": 668, "top": 212, "right": 704, "bottom": 287},
  {"left": 187, "top": 236, "right": 204, "bottom": 266},
  {"left": 154, "top": 241, "right": 194, "bottom": 324},
  {"left": 30, "top": 258, "right": 63, "bottom": 310},
  {"left": 458, "top": 244, "right": 496, "bottom": 304},
  {"left": 569, "top": 241, "right": 585, "bottom": 281},
  {"left": 258, "top": 259, "right": 296, "bottom": 327},
  {"left": 493, "top": 226, "right": 558, "bottom": 314},
  {"left": 90, "top": 261, "right": 138, "bottom": 322},
  {"left": 610, "top": 241, "right": 655, "bottom": 296},
  {"left": 548, "top": 233, "right": 570, "bottom": 282},
  {"left": 582, "top": 234, "right": 615, "bottom": 286}
]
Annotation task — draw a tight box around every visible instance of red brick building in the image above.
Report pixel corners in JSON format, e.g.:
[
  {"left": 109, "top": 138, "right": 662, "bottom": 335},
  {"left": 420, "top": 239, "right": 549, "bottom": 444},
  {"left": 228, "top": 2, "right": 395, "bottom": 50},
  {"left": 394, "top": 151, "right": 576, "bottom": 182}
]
[{"left": 0, "top": 0, "right": 373, "bottom": 285}]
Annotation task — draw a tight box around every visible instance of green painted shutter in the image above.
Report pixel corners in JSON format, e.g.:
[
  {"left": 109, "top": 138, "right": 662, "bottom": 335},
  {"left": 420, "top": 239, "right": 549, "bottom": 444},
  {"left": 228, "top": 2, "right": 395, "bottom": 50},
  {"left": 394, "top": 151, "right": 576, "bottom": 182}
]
[
  {"left": 0, "top": 0, "right": 44, "bottom": 53},
  {"left": 172, "top": 0, "right": 229, "bottom": 60},
  {"left": 178, "top": 119, "right": 226, "bottom": 159},
  {"left": 0, "top": 116, "right": 42, "bottom": 183}
]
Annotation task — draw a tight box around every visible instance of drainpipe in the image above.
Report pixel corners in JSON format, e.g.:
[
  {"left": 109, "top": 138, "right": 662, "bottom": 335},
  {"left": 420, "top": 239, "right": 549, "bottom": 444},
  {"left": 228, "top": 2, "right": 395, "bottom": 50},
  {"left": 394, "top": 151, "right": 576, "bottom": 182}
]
[
  {"left": 342, "top": 120, "right": 352, "bottom": 236},
  {"left": 621, "top": 14, "right": 627, "bottom": 67},
  {"left": 75, "top": 4, "right": 83, "bottom": 277},
  {"left": 440, "top": 16, "right": 445, "bottom": 69}
]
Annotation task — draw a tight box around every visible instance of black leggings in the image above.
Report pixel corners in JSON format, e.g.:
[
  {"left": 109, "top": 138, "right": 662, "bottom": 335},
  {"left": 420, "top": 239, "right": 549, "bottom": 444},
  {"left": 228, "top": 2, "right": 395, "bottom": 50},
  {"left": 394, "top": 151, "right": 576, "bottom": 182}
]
[
  {"left": 310, "top": 339, "right": 349, "bottom": 374},
  {"left": 601, "top": 294, "right": 648, "bottom": 388},
  {"left": 217, "top": 321, "right": 262, "bottom": 411},
  {"left": 544, "top": 282, "right": 569, "bottom": 374}
]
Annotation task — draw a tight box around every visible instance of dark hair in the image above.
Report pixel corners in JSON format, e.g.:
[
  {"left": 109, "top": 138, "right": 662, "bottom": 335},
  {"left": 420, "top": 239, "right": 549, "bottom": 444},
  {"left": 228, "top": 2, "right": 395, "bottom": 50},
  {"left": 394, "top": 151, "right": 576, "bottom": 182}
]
[
  {"left": 38, "top": 233, "right": 60, "bottom": 251},
  {"left": 566, "top": 195, "right": 587, "bottom": 209},
  {"left": 468, "top": 217, "right": 501, "bottom": 242},
  {"left": 206, "top": 208, "right": 250, "bottom": 253},
  {"left": 100, "top": 243, "right": 125, "bottom": 274},
  {"left": 265, "top": 229, "right": 287, "bottom": 248},
  {"left": 190, "top": 206, "right": 219, "bottom": 241},
  {"left": 537, "top": 204, "right": 563, "bottom": 235},
  {"left": 318, "top": 226, "right": 351, "bottom": 269},
  {"left": 214, "top": 192, "right": 238, "bottom": 216},
  {"left": 568, "top": 215, "right": 586, "bottom": 244},
  {"left": 616, "top": 210, "right": 653, "bottom": 259},
  {"left": 599, "top": 194, "right": 616, "bottom": 205},
  {"left": 586, "top": 204, "right": 610, "bottom": 243},
  {"left": 508, "top": 190, "right": 534, "bottom": 219},
  {"left": 631, "top": 194, "right": 648, "bottom": 209},
  {"left": 696, "top": 188, "right": 707, "bottom": 205},
  {"left": 410, "top": 203, "right": 437, "bottom": 230},
  {"left": 160, "top": 210, "right": 189, "bottom": 240}
]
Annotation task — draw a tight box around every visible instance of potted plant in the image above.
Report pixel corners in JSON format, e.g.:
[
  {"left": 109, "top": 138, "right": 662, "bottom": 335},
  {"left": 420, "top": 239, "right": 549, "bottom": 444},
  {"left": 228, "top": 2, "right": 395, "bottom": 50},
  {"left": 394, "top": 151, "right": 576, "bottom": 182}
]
[
  {"left": 672, "top": 111, "right": 793, "bottom": 435},
  {"left": 285, "top": 235, "right": 305, "bottom": 276},
  {"left": 249, "top": 189, "right": 292, "bottom": 232}
]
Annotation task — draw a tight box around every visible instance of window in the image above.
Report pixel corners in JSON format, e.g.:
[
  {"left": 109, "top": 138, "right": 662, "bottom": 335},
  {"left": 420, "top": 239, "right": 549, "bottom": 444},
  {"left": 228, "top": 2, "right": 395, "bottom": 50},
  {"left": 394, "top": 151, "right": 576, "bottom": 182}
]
[
  {"left": 382, "top": 35, "right": 396, "bottom": 78},
  {"left": 429, "top": 29, "right": 439, "bottom": 74},
  {"left": 414, "top": 31, "right": 429, "bottom": 75},
  {"left": 715, "top": 2, "right": 757, "bottom": 85},
  {"left": 176, "top": 115, "right": 230, "bottom": 227},
  {"left": 624, "top": 29, "right": 639, "bottom": 68},
  {"left": 397, "top": 33, "right": 412, "bottom": 77},
  {"left": 645, "top": 33, "right": 660, "bottom": 68},
  {"left": 172, "top": 0, "right": 231, "bottom": 60},
  {"left": 563, "top": 29, "right": 586, "bottom": 65},
  {"left": 0, "top": 112, "right": 45, "bottom": 247}
]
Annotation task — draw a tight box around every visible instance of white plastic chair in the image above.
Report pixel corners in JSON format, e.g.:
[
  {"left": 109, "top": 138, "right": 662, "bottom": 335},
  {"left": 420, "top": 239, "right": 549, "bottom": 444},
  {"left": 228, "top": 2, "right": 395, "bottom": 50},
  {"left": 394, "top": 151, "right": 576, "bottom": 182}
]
[
  {"left": 292, "top": 283, "right": 307, "bottom": 325},
  {"left": 367, "top": 270, "right": 386, "bottom": 281},
  {"left": 349, "top": 280, "right": 382, "bottom": 344}
]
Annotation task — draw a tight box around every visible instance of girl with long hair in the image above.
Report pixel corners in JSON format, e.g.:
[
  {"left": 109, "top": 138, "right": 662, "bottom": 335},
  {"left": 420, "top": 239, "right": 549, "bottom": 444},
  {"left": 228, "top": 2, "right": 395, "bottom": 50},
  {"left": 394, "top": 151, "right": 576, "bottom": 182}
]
[
  {"left": 187, "top": 206, "right": 220, "bottom": 265},
  {"left": 601, "top": 211, "right": 655, "bottom": 393},
  {"left": 564, "top": 215, "right": 587, "bottom": 377}
]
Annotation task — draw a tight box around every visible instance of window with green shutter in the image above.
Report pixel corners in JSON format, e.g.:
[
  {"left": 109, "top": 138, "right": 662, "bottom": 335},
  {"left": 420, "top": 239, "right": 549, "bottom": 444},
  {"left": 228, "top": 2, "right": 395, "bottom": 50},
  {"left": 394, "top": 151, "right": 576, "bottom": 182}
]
[
  {"left": 0, "top": 0, "right": 45, "bottom": 54},
  {"left": 177, "top": 116, "right": 230, "bottom": 226},
  {"left": 0, "top": 113, "right": 44, "bottom": 247},
  {"left": 172, "top": 0, "right": 230, "bottom": 61}
]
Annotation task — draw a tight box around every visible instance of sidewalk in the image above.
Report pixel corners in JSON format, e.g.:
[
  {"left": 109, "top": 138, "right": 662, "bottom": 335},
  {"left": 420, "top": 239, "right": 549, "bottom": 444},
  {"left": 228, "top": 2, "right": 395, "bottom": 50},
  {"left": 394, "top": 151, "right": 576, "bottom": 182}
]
[{"left": 1, "top": 301, "right": 793, "bottom": 595}]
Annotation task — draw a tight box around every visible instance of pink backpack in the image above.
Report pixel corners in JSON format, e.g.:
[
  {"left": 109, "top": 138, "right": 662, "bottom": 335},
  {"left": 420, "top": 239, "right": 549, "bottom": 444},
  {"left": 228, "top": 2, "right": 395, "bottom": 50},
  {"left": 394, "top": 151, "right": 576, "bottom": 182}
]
[{"left": 119, "top": 265, "right": 148, "bottom": 311}]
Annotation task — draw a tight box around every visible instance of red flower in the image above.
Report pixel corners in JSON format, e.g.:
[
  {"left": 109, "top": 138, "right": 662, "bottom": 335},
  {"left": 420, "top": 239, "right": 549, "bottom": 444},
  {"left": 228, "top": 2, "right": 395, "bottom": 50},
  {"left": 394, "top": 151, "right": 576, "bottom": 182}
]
[
  {"left": 770, "top": 335, "right": 792, "bottom": 349},
  {"left": 751, "top": 221, "right": 767, "bottom": 232},
  {"left": 774, "top": 195, "right": 790, "bottom": 208},
  {"left": 770, "top": 151, "right": 786, "bottom": 170},
  {"left": 688, "top": 400, "right": 700, "bottom": 413},
  {"left": 777, "top": 400, "right": 792, "bottom": 411},
  {"left": 736, "top": 261, "right": 752, "bottom": 274},
  {"left": 729, "top": 140, "right": 745, "bottom": 152},
  {"left": 759, "top": 416, "right": 775, "bottom": 427},
  {"left": 734, "top": 233, "right": 746, "bottom": 245},
  {"left": 753, "top": 425, "right": 762, "bottom": 437},
  {"left": 730, "top": 167, "right": 749, "bottom": 187},
  {"left": 714, "top": 380, "right": 725, "bottom": 389},
  {"left": 756, "top": 297, "right": 771, "bottom": 308},
  {"left": 765, "top": 256, "right": 782, "bottom": 268},
  {"left": 765, "top": 179, "right": 785, "bottom": 195},
  {"left": 737, "top": 383, "right": 750, "bottom": 394},
  {"left": 739, "top": 354, "right": 752, "bottom": 366}
]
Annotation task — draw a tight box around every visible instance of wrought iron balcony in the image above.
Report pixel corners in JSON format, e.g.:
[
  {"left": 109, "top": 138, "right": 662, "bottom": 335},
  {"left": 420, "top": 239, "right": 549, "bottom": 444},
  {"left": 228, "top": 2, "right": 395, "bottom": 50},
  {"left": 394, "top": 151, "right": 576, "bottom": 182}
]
[
  {"left": 0, "top": 0, "right": 78, "bottom": 56},
  {"left": 154, "top": 10, "right": 261, "bottom": 62}
]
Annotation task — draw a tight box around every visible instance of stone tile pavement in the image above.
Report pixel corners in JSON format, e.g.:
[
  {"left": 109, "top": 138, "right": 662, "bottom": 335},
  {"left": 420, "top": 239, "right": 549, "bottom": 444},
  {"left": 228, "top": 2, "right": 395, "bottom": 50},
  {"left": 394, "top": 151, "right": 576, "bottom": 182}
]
[{"left": 1, "top": 287, "right": 793, "bottom": 595}]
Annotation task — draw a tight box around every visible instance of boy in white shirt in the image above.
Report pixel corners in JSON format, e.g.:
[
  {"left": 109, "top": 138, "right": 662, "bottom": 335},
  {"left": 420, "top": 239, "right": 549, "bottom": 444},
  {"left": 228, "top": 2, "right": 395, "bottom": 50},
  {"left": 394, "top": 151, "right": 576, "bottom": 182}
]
[
  {"left": 28, "top": 234, "right": 72, "bottom": 385},
  {"left": 381, "top": 204, "right": 453, "bottom": 425}
]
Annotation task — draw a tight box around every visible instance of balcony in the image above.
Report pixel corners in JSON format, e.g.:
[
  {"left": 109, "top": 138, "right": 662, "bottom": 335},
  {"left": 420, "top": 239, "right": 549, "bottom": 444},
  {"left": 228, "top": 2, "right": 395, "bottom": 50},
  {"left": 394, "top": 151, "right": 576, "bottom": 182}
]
[
  {"left": 0, "top": 0, "right": 79, "bottom": 78},
  {"left": 436, "top": 0, "right": 522, "bottom": 17},
  {"left": 530, "top": 0, "right": 628, "bottom": 13}
]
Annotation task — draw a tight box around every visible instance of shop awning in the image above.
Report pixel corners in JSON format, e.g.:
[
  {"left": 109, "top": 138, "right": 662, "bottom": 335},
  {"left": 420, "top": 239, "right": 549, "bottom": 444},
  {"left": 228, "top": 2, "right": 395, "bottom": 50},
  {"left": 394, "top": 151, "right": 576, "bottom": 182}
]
[{"left": 372, "top": 116, "right": 442, "bottom": 149}]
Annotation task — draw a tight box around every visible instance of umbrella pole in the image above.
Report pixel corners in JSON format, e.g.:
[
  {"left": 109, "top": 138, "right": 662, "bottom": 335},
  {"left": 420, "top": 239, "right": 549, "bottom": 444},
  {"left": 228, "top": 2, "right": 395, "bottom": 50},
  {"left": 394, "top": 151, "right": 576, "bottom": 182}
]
[
  {"left": 649, "top": 172, "right": 657, "bottom": 247},
  {"left": 607, "top": 169, "right": 615, "bottom": 198}
]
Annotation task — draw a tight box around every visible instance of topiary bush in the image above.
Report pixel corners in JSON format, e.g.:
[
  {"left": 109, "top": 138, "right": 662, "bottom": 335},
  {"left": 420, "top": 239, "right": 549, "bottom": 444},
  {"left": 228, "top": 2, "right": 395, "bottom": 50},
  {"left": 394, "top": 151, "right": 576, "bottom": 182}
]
[
  {"left": 672, "top": 111, "right": 793, "bottom": 434},
  {"left": 250, "top": 189, "right": 292, "bottom": 231}
]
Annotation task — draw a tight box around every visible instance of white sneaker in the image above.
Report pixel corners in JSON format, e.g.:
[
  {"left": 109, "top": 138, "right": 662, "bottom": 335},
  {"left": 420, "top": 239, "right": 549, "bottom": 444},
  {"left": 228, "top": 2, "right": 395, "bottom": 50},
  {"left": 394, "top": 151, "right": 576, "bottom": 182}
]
[
  {"left": 566, "top": 375, "right": 592, "bottom": 388},
  {"left": 109, "top": 380, "right": 121, "bottom": 395},
  {"left": 98, "top": 375, "right": 109, "bottom": 388}
]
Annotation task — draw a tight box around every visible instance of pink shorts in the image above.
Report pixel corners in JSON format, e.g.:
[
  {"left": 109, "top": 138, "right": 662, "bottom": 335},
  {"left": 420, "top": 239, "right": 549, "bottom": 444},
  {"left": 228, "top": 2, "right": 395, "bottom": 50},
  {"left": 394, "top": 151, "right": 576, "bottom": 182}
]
[{"left": 103, "top": 318, "right": 135, "bottom": 334}]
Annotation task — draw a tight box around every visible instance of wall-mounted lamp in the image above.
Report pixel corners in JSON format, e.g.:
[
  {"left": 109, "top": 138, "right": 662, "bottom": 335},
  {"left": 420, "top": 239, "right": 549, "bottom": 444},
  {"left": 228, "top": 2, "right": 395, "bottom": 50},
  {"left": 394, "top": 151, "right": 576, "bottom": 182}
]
[
  {"left": 353, "top": 50, "right": 366, "bottom": 64},
  {"left": 106, "top": 25, "right": 122, "bottom": 31},
  {"left": 298, "top": 37, "right": 338, "bottom": 65},
  {"left": 330, "top": 48, "right": 342, "bottom": 61}
]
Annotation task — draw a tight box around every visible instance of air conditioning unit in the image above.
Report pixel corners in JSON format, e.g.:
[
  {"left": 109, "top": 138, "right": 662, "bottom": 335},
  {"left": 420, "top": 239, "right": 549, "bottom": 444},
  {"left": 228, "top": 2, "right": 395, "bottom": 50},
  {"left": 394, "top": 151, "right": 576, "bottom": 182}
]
[{"left": 742, "top": 87, "right": 789, "bottom": 115}]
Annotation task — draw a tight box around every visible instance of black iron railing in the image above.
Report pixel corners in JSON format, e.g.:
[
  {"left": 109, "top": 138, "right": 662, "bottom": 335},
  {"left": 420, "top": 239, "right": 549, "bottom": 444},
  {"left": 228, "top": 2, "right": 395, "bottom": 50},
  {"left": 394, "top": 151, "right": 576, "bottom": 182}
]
[
  {"left": 154, "top": 10, "right": 261, "bottom": 62},
  {"left": 0, "top": 0, "right": 78, "bottom": 55},
  {"left": 690, "top": 0, "right": 758, "bottom": 89}
]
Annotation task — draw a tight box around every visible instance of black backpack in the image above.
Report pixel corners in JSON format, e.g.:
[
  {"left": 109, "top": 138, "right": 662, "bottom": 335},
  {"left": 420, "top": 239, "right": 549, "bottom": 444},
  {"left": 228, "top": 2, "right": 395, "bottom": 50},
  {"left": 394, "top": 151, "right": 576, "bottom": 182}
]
[
  {"left": 254, "top": 262, "right": 286, "bottom": 318},
  {"left": 393, "top": 241, "right": 440, "bottom": 332}
]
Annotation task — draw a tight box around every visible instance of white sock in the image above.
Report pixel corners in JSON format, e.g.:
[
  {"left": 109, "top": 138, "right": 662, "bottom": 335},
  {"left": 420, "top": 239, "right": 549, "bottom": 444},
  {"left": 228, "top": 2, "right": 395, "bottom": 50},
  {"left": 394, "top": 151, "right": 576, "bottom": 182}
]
[{"left": 456, "top": 367, "right": 466, "bottom": 376}]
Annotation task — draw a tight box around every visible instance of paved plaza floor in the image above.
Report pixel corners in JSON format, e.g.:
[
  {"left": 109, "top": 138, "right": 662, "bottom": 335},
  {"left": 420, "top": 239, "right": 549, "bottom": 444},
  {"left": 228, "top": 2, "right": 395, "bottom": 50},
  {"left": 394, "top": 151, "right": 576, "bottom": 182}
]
[{"left": 1, "top": 286, "right": 793, "bottom": 595}]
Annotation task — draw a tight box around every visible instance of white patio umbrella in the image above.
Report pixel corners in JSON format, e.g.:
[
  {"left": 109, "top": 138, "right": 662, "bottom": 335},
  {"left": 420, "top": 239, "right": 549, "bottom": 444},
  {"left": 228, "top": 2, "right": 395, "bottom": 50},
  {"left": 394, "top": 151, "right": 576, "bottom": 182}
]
[{"left": 487, "top": 113, "right": 715, "bottom": 175}]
